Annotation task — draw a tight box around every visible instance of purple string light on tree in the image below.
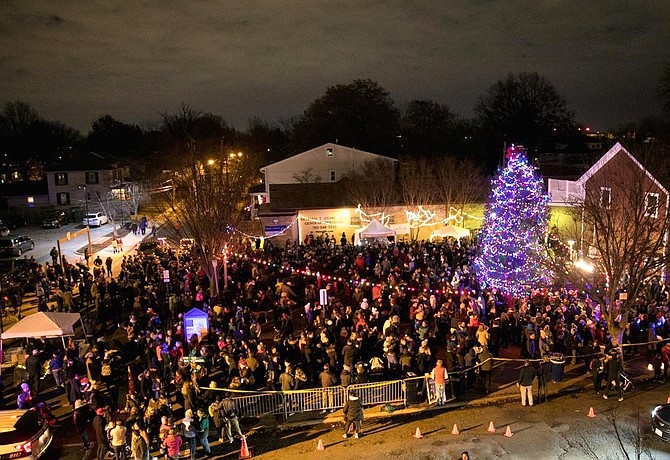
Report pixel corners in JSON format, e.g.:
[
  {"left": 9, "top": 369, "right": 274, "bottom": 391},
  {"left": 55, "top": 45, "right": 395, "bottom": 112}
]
[{"left": 474, "top": 145, "right": 552, "bottom": 296}]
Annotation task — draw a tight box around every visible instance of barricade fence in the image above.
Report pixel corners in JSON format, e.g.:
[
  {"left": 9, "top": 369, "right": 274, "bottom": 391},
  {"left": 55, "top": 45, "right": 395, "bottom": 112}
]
[
  {"left": 205, "top": 378, "right": 415, "bottom": 421},
  {"left": 202, "top": 339, "right": 669, "bottom": 421}
]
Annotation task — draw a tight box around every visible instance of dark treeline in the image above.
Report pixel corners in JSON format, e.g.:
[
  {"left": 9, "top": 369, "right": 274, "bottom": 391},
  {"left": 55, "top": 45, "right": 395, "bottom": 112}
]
[{"left": 2, "top": 71, "right": 670, "bottom": 182}]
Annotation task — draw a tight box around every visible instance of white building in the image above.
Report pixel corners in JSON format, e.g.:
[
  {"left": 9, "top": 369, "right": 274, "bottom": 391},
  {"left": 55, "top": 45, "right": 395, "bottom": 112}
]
[{"left": 259, "top": 143, "right": 397, "bottom": 203}]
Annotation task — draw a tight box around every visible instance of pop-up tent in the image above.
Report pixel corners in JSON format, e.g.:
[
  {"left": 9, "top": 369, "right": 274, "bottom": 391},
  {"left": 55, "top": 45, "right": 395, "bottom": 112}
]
[
  {"left": 1, "top": 312, "right": 85, "bottom": 376},
  {"left": 430, "top": 224, "right": 470, "bottom": 241},
  {"left": 359, "top": 219, "right": 396, "bottom": 238}
]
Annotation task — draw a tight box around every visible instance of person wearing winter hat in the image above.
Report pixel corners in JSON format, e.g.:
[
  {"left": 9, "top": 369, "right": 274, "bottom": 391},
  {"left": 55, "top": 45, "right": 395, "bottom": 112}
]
[
  {"left": 182, "top": 409, "right": 198, "bottom": 460},
  {"left": 25, "top": 348, "right": 42, "bottom": 395},
  {"left": 342, "top": 390, "right": 364, "bottom": 438},
  {"left": 92, "top": 407, "right": 109, "bottom": 460},
  {"left": 17, "top": 383, "right": 32, "bottom": 409}
]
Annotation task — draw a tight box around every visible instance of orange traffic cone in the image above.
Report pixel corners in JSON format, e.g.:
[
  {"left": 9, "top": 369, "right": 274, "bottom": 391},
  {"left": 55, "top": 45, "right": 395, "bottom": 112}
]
[
  {"left": 316, "top": 439, "right": 325, "bottom": 451},
  {"left": 487, "top": 421, "right": 496, "bottom": 433},
  {"left": 413, "top": 427, "right": 423, "bottom": 439},
  {"left": 451, "top": 424, "right": 460, "bottom": 435},
  {"left": 239, "top": 436, "right": 252, "bottom": 459},
  {"left": 587, "top": 407, "right": 596, "bottom": 418},
  {"left": 503, "top": 426, "right": 513, "bottom": 438}
]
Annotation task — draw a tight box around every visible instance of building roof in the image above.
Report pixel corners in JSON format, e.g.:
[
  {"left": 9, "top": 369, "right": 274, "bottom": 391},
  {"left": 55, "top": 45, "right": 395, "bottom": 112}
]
[
  {"left": 263, "top": 181, "right": 355, "bottom": 212},
  {"left": 577, "top": 142, "right": 669, "bottom": 195},
  {"left": 0, "top": 179, "right": 49, "bottom": 197},
  {"left": 45, "top": 151, "right": 122, "bottom": 172},
  {"left": 260, "top": 142, "right": 397, "bottom": 172}
]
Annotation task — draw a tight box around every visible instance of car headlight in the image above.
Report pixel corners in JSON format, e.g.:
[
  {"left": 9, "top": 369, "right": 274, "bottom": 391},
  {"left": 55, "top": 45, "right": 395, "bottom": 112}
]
[{"left": 653, "top": 405, "right": 662, "bottom": 417}]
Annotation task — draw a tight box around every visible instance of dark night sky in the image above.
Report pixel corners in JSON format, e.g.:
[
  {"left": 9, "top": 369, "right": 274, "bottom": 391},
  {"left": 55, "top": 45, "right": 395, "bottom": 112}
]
[{"left": 1, "top": 1, "right": 669, "bottom": 133}]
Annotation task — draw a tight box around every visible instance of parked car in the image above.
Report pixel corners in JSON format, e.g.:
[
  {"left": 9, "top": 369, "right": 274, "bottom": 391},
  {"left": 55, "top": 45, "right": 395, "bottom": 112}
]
[
  {"left": 652, "top": 403, "right": 670, "bottom": 442},
  {"left": 42, "top": 211, "right": 68, "bottom": 228},
  {"left": 0, "top": 409, "right": 53, "bottom": 459},
  {"left": 0, "top": 236, "right": 35, "bottom": 257},
  {"left": 82, "top": 212, "right": 108, "bottom": 227},
  {"left": 137, "top": 240, "right": 159, "bottom": 255},
  {"left": 0, "top": 227, "right": 9, "bottom": 238}
]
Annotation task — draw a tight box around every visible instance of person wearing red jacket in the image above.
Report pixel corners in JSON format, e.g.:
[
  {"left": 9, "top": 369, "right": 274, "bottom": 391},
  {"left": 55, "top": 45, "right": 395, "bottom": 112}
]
[{"left": 162, "top": 428, "right": 183, "bottom": 460}]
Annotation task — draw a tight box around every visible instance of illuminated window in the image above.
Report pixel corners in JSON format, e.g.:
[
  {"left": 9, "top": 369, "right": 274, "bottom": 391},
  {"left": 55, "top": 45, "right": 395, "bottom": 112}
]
[
  {"left": 600, "top": 187, "right": 611, "bottom": 209},
  {"left": 645, "top": 192, "right": 659, "bottom": 218},
  {"left": 326, "top": 148, "right": 333, "bottom": 157},
  {"left": 54, "top": 173, "right": 68, "bottom": 186}
]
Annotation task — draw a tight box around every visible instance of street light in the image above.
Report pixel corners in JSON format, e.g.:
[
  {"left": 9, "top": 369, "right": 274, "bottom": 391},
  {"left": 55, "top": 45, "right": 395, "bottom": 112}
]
[
  {"left": 79, "top": 185, "right": 89, "bottom": 226},
  {"left": 211, "top": 258, "right": 219, "bottom": 298},
  {"left": 567, "top": 239, "right": 575, "bottom": 260}
]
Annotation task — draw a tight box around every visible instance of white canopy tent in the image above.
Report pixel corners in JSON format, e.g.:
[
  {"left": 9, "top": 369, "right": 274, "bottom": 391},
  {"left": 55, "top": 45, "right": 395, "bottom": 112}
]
[
  {"left": 1, "top": 312, "right": 85, "bottom": 376},
  {"left": 430, "top": 224, "right": 471, "bottom": 241},
  {"left": 356, "top": 219, "right": 396, "bottom": 243}
]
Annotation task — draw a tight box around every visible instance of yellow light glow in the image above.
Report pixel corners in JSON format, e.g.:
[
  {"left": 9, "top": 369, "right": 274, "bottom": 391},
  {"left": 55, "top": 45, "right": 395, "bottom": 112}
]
[{"left": 574, "top": 259, "right": 594, "bottom": 273}]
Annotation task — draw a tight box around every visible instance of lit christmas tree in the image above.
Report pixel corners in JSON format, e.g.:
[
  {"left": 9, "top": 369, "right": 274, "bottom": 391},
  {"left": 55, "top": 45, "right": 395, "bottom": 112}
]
[{"left": 474, "top": 145, "right": 551, "bottom": 296}]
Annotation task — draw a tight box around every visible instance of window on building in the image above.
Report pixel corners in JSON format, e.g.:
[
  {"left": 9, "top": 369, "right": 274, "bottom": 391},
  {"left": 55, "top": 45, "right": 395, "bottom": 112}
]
[
  {"left": 55, "top": 173, "right": 68, "bottom": 186},
  {"left": 600, "top": 187, "right": 611, "bottom": 209},
  {"left": 86, "top": 172, "right": 99, "bottom": 184},
  {"left": 57, "top": 192, "right": 70, "bottom": 205},
  {"left": 645, "top": 192, "right": 659, "bottom": 218},
  {"left": 326, "top": 148, "right": 333, "bottom": 157},
  {"left": 330, "top": 170, "right": 336, "bottom": 182}
]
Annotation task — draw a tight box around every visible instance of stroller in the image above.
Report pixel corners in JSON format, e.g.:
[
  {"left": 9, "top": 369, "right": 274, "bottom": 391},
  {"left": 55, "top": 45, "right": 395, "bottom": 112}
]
[{"left": 619, "top": 370, "right": 633, "bottom": 394}]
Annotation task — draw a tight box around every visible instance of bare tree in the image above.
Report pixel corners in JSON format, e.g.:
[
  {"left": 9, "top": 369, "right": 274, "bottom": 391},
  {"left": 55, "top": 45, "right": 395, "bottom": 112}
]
[
  {"left": 156, "top": 144, "right": 260, "bottom": 296},
  {"left": 292, "top": 168, "right": 322, "bottom": 183},
  {"left": 399, "top": 157, "right": 437, "bottom": 241},
  {"left": 556, "top": 149, "right": 670, "bottom": 345},
  {"left": 121, "top": 182, "right": 148, "bottom": 222},
  {"left": 433, "top": 156, "right": 487, "bottom": 213},
  {"left": 343, "top": 158, "right": 398, "bottom": 215}
]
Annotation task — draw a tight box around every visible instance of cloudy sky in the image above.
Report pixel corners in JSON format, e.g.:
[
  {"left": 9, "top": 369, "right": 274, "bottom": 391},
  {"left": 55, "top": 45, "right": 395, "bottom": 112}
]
[{"left": 1, "top": 1, "right": 668, "bottom": 133}]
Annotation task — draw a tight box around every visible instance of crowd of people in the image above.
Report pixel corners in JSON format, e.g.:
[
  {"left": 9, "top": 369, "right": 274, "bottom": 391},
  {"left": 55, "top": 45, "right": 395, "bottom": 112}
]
[{"left": 4, "top": 229, "right": 670, "bottom": 458}]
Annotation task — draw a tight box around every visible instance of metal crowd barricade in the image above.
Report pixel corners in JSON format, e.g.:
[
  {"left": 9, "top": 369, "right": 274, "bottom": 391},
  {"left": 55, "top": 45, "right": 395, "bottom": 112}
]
[
  {"left": 347, "top": 379, "right": 407, "bottom": 406},
  {"left": 234, "top": 392, "right": 285, "bottom": 418},
  {"left": 206, "top": 376, "right": 418, "bottom": 421}
]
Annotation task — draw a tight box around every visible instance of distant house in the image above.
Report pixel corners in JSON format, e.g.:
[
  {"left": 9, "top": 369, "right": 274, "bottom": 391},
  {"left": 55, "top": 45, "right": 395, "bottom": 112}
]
[
  {"left": 44, "top": 152, "right": 130, "bottom": 209},
  {"left": 0, "top": 179, "right": 49, "bottom": 210},
  {"left": 258, "top": 143, "right": 397, "bottom": 203},
  {"left": 548, "top": 142, "right": 669, "bottom": 259},
  {"left": 255, "top": 143, "right": 398, "bottom": 243}
]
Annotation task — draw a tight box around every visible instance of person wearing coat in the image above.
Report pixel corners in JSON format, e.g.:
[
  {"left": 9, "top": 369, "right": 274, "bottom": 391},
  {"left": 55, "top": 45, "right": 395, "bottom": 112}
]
[
  {"left": 130, "top": 429, "right": 148, "bottom": 460},
  {"left": 25, "top": 349, "right": 42, "bottom": 395},
  {"left": 342, "top": 390, "right": 364, "bottom": 438},
  {"left": 602, "top": 353, "right": 623, "bottom": 401}
]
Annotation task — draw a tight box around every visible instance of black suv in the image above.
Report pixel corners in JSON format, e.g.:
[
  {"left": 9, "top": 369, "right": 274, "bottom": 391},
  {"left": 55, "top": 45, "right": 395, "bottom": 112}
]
[{"left": 42, "top": 211, "right": 68, "bottom": 228}]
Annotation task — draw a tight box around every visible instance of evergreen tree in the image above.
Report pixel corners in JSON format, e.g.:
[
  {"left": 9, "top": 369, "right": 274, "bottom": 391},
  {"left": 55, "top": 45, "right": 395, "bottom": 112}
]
[{"left": 474, "top": 145, "right": 551, "bottom": 296}]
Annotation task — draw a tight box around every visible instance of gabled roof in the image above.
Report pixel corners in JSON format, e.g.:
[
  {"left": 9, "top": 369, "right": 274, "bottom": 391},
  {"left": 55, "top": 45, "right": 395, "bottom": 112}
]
[
  {"left": 264, "top": 181, "right": 355, "bottom": 211},
  {"left": 577, "top": 142, "right": 669, "bottom": 196},
  {"left": 45, "top": 151, "right": 123, "bottom": 172},
  {"left": 260, "top": 142, "right": 397, "bottom": 172},
  {"left": 0, "top": 179, "right": 49, "bottom": 197}
]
